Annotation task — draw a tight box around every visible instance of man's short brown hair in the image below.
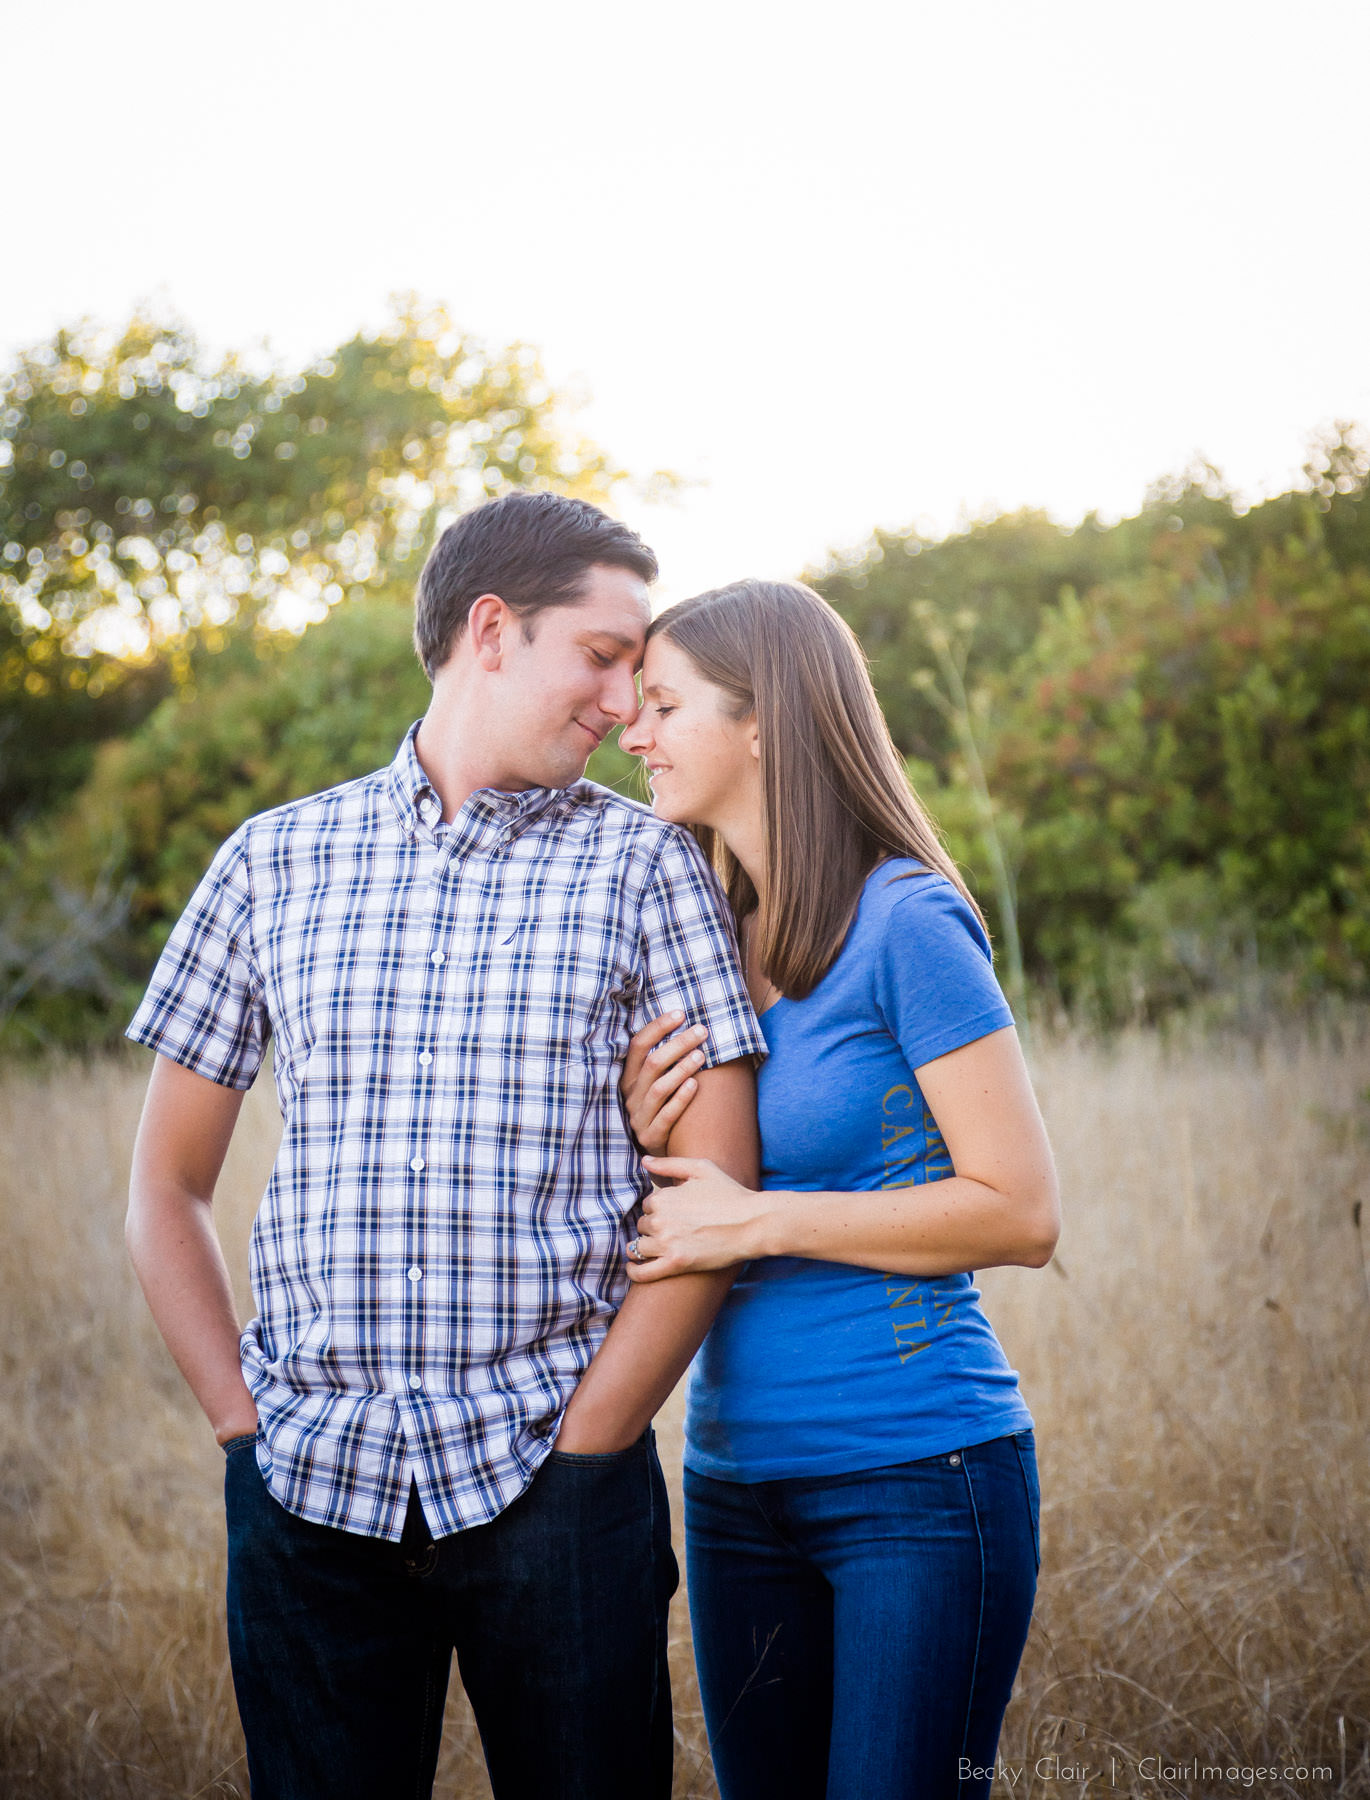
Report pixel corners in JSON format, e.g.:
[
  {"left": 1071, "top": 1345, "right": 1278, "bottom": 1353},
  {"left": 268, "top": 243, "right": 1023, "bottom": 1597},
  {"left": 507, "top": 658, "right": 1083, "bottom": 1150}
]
[{"left": 413, "top": 492, "right": 657, "bottom": 677}]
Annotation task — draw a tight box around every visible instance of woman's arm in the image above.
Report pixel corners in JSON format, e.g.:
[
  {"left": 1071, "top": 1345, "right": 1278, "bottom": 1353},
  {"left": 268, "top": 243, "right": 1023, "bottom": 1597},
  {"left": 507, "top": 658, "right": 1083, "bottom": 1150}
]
[{"left": 627, "top": 1025, "right": 1059, "bottom": 1282}]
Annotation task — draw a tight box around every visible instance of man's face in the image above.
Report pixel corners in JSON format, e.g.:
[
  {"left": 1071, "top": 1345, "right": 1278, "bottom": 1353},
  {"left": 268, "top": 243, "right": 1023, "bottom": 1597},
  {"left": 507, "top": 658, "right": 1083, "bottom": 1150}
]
[{"left": 496, "top": 563, "right": 650, "bottom": 789}]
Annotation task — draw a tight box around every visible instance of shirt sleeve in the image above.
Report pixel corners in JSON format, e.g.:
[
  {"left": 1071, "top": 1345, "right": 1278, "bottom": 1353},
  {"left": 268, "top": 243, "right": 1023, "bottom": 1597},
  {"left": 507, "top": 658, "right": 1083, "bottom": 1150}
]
[
  {"left": 633, "top": 830, "right": 768, "bottom": 1067},
  {"left": 124, "top": 829, "right": 269, "bottom": 1090},
  {"left": 872, "top": 873, "right": 1015, "bottom": 1071}
]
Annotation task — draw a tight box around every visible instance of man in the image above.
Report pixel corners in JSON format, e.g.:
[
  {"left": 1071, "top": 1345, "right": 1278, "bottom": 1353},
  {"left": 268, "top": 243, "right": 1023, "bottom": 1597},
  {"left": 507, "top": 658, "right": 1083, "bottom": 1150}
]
[{"left": 125, "top": 492, "right": 764, "bottom": 1800}]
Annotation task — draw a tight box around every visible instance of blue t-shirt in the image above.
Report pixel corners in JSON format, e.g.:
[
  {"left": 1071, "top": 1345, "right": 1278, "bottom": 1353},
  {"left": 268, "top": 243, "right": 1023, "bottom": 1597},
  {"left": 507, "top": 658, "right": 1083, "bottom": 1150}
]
[{"left": 684, "top": 861, "right": 1033, "bottom": 1482}]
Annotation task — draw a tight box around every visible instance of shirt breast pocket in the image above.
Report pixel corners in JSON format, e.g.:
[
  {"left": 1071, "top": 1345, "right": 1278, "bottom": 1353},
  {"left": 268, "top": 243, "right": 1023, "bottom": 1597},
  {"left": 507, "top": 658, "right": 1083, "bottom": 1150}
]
[{"left": 476, "top": 923, "right": 633, "bottom": 1070}]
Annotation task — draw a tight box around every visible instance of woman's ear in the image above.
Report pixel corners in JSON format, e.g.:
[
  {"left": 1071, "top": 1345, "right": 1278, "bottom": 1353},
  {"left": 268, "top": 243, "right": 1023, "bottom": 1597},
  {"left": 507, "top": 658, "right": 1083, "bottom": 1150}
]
[{"left": 747, "top": 715, "right": 761, "bottom": 761}]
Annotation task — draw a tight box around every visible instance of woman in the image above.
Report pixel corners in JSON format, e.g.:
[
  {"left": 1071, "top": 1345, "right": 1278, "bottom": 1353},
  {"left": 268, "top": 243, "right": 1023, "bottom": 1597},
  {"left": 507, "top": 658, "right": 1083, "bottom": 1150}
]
[{"left": 615, "top": 579, "right": 1059, "bottom": 1800}]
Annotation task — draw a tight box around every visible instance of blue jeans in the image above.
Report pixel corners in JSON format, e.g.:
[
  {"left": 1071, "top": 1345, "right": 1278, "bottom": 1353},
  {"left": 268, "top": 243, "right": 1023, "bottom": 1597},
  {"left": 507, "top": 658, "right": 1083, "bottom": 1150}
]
[
  {"left": 224, "top": 1430, "right": 677, "bottom": 1800},
  {"left": 684, "top": 1431, "right": 1039, "bottom": 1800}
]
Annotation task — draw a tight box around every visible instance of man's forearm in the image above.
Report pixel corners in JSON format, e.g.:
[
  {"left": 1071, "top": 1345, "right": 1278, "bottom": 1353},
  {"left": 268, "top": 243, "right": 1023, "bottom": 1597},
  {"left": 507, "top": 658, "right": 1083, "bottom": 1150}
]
[
  {"left": 127, "top": 1056, "right": 257, "bottom": 1443},
  {"left": 126, "top": 1184, "right": 258, "bottom": 1444},
  {"left": 556, "top": 1057, "right": 759, "bottom": 1452},
  {"left": 552, "top": 1272, "right": 734, "bottom": 1451}
]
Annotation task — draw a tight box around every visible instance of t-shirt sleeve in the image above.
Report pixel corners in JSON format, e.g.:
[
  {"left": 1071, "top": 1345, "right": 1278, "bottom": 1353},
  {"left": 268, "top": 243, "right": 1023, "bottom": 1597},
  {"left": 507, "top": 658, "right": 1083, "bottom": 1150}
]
[
  {"left": 873, "top": 874, "right": 1015, "bottom": 1070},
  {"left": 633, "top": 831, "right": 767, "bottom": 1067},
  {"left": 124, "top": 830, "right": 269, "bottom": 1090}
]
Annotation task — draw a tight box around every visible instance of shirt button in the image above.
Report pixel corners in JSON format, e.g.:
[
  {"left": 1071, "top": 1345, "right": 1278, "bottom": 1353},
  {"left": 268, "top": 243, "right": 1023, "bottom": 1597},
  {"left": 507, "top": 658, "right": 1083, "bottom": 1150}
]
[
  {"left": 418, "top": 1051, "right": 433, "bottom": 1066},
  {"left": 410, "top": 1156, "right": 425, "bottom": 1172},
  {"left": 430, "top": 951, "right": 445, "bottom": 966},
  {"left": 407, "top": 1265, "right": 423, "bottom": 1282},
  {"left": 408, "top": 1374, "right": 423, "bottom": 1390}
]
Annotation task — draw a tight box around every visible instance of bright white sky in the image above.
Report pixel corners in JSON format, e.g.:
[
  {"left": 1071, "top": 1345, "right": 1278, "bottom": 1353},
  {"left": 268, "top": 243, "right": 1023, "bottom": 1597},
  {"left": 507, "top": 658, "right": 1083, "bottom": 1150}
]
[{"left": 7, "top": 0, "right": 1368, "bottom": 606}]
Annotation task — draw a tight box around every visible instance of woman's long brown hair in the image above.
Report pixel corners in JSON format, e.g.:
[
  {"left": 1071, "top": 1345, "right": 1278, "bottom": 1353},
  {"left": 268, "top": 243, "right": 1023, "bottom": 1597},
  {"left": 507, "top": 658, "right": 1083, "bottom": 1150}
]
[{"left": 648, "top": 578, "right": 986, "bottom": 999}]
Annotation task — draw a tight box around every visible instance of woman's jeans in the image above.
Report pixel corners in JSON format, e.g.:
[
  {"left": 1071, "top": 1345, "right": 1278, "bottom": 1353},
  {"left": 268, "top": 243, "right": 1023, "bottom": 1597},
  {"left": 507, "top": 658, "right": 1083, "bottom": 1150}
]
[
  {"left": 224, "top": 1429, "right": 677, "bottom": 1800},
  {"left": 685, "top": 1431, "right": 1039, "bottom": 1800}
]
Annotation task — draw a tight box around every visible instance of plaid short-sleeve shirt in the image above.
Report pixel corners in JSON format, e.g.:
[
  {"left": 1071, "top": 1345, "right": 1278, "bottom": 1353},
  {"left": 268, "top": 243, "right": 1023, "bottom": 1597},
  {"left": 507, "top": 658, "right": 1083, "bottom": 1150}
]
[{"left": 127, "top": 725, "right": 765, "bottom": 1541}]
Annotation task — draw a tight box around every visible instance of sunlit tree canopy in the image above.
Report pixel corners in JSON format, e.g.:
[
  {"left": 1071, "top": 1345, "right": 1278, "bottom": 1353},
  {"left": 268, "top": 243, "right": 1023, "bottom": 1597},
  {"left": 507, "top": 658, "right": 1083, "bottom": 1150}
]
[{"left": 0, "top": 296, "right": 620, "bottom": 688}]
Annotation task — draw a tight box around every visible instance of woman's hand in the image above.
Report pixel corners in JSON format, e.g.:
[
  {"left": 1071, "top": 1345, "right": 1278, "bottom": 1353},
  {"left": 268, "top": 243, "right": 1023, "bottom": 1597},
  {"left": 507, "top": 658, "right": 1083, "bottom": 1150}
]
[
  {"left": 626, "top": 1156, "right": 772, "bottom": 1282},
  {"left": 620, "top": 1012, "right": 708, "bottom": 1155}
]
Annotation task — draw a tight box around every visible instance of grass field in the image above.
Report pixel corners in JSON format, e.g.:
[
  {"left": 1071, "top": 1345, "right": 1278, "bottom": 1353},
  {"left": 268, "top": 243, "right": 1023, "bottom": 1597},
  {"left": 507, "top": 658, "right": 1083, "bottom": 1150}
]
[{"left": 2, "top": 1024, "right": 1368, "bottom": 1798}]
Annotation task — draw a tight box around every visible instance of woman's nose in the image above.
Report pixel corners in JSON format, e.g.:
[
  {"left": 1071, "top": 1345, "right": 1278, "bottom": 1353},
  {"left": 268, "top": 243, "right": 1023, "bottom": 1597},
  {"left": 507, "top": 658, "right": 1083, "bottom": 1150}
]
[{"left": 619, "top": 710, "right": 650, "bottom": 754}]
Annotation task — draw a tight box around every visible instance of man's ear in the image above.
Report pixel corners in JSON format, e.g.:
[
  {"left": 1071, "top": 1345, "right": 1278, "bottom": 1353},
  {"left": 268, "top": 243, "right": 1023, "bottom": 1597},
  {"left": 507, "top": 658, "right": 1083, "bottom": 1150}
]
[{"left": 467, "top": 593, "right": 511, "bottom": 671}]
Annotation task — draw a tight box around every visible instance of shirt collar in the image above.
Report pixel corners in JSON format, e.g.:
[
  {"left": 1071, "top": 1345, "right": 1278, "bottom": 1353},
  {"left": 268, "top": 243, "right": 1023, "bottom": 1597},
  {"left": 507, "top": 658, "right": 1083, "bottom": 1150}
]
[{"left": 385, "top": 723, "right": 572, "bottom": 843}]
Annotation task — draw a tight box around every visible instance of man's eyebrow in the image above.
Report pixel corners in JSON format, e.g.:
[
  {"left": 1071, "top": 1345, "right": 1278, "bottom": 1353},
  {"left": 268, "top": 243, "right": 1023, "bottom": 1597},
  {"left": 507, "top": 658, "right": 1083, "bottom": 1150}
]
[{"left": 579, "top": 628, "right": 642, "bottom": 651}]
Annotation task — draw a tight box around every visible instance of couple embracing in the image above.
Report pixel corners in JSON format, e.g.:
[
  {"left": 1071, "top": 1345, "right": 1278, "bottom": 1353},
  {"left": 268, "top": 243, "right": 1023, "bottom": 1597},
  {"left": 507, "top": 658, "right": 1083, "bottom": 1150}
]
[{"left": 126, "top": 492, "right": 1059, "bottom": 1800}]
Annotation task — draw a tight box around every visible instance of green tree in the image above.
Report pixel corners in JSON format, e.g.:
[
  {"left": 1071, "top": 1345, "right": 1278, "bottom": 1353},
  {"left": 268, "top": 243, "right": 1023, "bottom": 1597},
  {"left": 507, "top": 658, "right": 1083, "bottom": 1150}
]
[
  {"left": 0, "top": 297, "right": 620, "bottom": 829},
  {"left": 987, "top": 534, "right": 1370, "bottom": 1010},
  {"left": 810, "top": 510, "right": 1132, "bottom": 765},
  {"left": 805, "top": 439, "right": 1370, "bottom": 1016},
  {"left": 0, "top": 600, "right": 430, "bottom": 1047},
  {"left": 808, "top": 441, "right": 1370, "bottom": 778},
  {"left": 906, "top": 603, "right": 1028, "bottom": 1031}
]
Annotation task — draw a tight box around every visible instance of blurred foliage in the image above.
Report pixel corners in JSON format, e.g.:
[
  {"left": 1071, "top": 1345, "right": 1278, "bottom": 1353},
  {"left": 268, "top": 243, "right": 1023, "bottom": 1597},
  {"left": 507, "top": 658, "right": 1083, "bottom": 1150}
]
[
  {"left": 816, "top": 508, "right": 1125, "bottom": 765},
  {"left": 988, "top": 535, "right": 1370, "bottom": 1013},
  {"left": 809, "top": 425, "right": 1370, "bottom": 1020},
  {"left": 0, "top": 603, "right": 430, "bottom": 1046},
  {"left": 585, "top": 727, "right": 649, "bottom": 801},
  {"left": 812, "top": 425, "right": 1370, "bottom": 766},
  {"left": 0, "top": 298, "right": 619, "bottom": 831},
  {"left": 2, "top": 349, "right": 1368, "bottom": 1047}
]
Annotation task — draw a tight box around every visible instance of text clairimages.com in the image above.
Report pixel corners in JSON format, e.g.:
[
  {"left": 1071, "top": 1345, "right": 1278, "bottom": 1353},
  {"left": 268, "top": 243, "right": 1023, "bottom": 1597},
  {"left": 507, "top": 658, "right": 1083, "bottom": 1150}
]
[{"left": 960, "top": 1755, "right": 1336, "bottom": 1788}]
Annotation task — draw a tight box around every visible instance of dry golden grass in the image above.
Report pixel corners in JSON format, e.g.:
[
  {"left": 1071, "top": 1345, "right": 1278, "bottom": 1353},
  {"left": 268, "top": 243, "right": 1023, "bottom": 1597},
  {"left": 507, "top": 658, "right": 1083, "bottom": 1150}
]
[{"left": 2, "top": 1025, "right": 1368, "bottom": 1798}]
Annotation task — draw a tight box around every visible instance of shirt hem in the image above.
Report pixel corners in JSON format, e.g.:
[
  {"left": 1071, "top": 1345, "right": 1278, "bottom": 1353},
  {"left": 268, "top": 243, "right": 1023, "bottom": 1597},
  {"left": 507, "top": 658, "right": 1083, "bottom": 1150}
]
[
  {"left": 255, "top": 1430, "right": 555, "bottom": 1543},
  {"left": 899, "top": 1001, "right": 1016, "bottom": 1073}
]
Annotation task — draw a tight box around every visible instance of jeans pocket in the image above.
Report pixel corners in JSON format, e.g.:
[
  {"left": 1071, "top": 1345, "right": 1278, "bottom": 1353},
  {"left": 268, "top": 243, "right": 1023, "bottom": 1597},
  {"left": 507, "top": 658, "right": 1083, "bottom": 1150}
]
[
  {"left": 1012, "top": 1430, "right": 1041, "bottom": 1573},
  {"left": 221, "top": 1432, "right": 258, "bottom": 1457},
  {"left": 546, "top": 1428, "right": 650, "bottom": 1467}
]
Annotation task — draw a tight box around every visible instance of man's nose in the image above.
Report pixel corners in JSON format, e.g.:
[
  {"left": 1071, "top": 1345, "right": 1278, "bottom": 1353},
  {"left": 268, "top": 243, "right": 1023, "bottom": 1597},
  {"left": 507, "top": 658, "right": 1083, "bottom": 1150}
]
[
  {"left": 602, "top": 663, "right": 643, "bottom": 725},
  {"left": 618, "top": 704, "right": 650, "bottom": 754}
]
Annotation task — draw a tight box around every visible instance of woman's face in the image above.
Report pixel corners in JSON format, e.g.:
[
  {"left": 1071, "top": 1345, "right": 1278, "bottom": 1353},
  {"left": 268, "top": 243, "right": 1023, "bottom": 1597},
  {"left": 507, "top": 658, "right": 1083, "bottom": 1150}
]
[{"left": 620, "top": 635, "right": 758, "bottom": 831}]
